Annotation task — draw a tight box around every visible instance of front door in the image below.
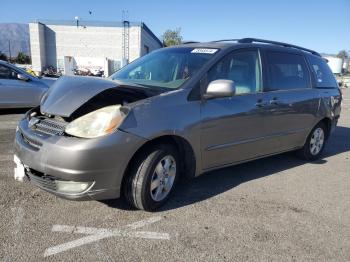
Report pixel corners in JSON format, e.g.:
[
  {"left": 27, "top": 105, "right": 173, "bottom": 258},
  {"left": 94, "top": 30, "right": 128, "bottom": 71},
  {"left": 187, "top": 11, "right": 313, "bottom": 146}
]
[
  {"left": 0, "top": 65, "right": 40, "bottom": 107},
  {"left": 200, "top": 49, "right": 270, "bottom": 170}
]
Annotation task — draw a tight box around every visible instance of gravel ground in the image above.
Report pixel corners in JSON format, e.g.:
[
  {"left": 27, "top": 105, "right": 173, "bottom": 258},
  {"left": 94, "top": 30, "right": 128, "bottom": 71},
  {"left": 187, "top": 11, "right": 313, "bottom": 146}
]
[{"left": 0, "top": 90, "right": 349, "bottom": 262}]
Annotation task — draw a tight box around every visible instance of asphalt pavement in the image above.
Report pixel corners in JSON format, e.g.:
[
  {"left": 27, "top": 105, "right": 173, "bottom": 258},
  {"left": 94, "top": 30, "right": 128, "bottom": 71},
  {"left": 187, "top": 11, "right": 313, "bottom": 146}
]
[{"left": 0, "top": 90, "right": 349, "bottom": 261}]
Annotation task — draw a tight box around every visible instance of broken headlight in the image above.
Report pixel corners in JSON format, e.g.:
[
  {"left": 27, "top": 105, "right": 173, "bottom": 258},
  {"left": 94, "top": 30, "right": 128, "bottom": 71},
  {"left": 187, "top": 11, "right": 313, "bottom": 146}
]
[{"left": 65, "top": 105, "right": 125, "bottom": 138}]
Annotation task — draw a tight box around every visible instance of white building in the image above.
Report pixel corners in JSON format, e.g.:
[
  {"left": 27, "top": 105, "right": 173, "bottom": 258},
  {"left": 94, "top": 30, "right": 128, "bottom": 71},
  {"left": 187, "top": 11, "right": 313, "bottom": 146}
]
[
  {"left": 29, "top": 20, "right": 163, "bottom": 76},
  {"left": 323, "top": 56, "right": 344, "bottom": 75}
]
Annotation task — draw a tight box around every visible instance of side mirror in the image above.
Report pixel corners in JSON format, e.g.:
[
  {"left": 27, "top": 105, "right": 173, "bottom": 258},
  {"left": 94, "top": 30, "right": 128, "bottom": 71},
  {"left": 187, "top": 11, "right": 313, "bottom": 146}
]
[
  {"left": 203, "top": 80, "right": 236, "bottom": 99},
  {"left": 17, "top": 74, "right": 29, "bottom": 81}
]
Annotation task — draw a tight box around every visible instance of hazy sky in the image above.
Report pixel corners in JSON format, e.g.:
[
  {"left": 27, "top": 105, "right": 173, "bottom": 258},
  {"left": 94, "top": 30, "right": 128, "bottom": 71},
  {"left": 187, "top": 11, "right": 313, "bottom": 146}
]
[{"left": 1, "top": 0, "right": 349, "bottom": 54}]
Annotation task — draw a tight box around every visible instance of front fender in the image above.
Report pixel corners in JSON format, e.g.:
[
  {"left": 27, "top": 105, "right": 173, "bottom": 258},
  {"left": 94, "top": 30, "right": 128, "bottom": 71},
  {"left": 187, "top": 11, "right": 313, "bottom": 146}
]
[{"left": 119, "top": 89, "right": 203, "bottom": 175}]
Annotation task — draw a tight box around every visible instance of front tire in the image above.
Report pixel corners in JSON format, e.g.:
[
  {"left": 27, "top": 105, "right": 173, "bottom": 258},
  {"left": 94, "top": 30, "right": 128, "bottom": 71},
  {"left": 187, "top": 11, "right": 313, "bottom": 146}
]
[
  {"left": 297, "top": 122, "right": 327, "bottom": 161},
  {"left": 124, "top": 144, "right": 179, "bottom": 211}
]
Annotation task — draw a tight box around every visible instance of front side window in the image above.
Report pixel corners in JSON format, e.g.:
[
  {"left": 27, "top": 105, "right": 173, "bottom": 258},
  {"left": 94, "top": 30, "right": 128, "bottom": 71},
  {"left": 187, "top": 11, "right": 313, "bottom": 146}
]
[
  {"left": 266, "top": 52, "right": 310, "bottom": 91},
  {"left": 307, "top": 56, "right": 338, "bottom": 89},
  {"left": 110, "top": 47, "right": 216, "bottom": 90},
  {"left": 0, "top": 65, "right": 17, "bottom": 80},
  {"left": 207, "top": 50, "right": 262, "bottom": 94}
]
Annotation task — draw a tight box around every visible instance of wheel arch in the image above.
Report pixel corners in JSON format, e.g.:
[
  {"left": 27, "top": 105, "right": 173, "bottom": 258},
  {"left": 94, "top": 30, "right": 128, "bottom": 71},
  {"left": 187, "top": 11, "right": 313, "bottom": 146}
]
[
  {"left": 121, "top": 134, "right": 197, "bottom": 191},
  {"left": 318, "top": 117, "right": 332, "bottom": 139}
]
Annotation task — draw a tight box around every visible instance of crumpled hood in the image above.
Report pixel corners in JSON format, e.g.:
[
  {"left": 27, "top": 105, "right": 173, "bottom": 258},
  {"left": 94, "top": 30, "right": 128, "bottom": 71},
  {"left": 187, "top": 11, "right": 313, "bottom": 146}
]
[{"left": 41, "top": 76, "right": 118, "bottom": 117}]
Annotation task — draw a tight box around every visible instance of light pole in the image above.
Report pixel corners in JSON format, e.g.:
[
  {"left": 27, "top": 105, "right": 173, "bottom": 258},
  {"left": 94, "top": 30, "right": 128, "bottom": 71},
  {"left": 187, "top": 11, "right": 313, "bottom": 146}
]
[
  {"left": 75, "top": 16, "right": 79, "bottom": 28},
  {"left": 8, "top": 40, "right": 11, "bottom": 61}
]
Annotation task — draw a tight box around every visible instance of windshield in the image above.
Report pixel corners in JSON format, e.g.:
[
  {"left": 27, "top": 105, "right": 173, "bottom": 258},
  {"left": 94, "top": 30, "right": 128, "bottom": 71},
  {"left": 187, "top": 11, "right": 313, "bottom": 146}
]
[{"left": 110, "top": 47, "right": 218, "bottom": 89}]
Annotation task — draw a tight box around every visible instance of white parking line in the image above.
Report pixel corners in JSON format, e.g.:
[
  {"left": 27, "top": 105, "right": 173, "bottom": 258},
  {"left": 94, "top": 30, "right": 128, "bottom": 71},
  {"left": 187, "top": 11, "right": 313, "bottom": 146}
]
[
  {"left": 44, "top": 232, "right": 115, "bottom": 257},
  {"left": 11, "top": 207, "right": 24, "bottom": 235},
  {"left": 44, "top": 216, "right": 170, "bottom": 257},
  {"left": 125, "top": 216, "right": 163, "bottom": 230}
]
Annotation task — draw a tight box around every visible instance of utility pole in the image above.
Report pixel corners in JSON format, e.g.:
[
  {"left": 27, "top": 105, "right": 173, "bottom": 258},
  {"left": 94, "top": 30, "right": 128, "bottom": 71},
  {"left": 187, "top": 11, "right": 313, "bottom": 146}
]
[
  {"left": 122, "top": 10, "right": 130, "bottom": 67},
  {"left": 8, "top": 40, "right": 11, "bottom": 61}
]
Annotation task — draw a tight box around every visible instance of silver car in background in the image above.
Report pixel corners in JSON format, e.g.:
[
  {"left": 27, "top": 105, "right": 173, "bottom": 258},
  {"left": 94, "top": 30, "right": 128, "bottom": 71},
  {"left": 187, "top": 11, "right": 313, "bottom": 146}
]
[
  {"left": 0, "top": 60, "right": 55, "bottom": 108},
  {"left": 14, "top": 38, "right": 342, "bottom": 211}
]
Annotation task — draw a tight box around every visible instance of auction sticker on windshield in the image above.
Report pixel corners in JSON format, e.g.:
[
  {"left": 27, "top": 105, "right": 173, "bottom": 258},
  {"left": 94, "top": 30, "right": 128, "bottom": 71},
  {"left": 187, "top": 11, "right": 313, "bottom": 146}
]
[{"left": 191, "top": 48, "right": 218, "bottom": 54}]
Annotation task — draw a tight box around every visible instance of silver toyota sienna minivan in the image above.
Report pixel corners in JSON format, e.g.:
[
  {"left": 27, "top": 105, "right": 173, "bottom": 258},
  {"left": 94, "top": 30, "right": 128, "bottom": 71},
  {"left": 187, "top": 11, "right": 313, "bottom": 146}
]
[{"left": 14, "top": 38, "right": 342, "bottom": 211}]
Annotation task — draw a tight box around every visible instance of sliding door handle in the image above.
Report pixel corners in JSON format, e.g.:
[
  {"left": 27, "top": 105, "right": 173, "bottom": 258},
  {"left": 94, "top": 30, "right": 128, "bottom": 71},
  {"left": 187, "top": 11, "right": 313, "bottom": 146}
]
[
  {"left": 255, "top": 100, "right": 267, "bottom": 107},
  {"left": 269, "top": 97, "right": 280, "bottom": 105}
]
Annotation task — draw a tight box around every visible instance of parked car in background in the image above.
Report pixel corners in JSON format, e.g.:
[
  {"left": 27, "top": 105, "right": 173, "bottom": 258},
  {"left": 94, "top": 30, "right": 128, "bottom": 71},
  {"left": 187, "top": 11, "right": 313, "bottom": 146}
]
[
  {"left": 89, "top": 67, "right": 104, "bottom": 77},
  {"left": 0, "top": 60, "right": 56, "bottom": 108},
  {"left": 25, "top": 67, "right": 38, "bottom": 77},
  {"left": 73, "top": 67, "right": 104, "bottom": 77},
  {"left": 73, "top": 67, "right": 91, "bottom": 76},
  {"left": 42, "top": 65, "right": 62, "bottom": 78},
  {"left": 14, "top": 39, "right": 341, "bottom": 211},
  {"left": 14, "top": 65, "right": 37, "bottom": 77}
]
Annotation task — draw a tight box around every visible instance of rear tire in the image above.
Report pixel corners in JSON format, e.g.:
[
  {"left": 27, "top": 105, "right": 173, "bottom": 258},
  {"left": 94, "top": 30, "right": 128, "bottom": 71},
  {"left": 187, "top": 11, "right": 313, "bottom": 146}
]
[
  {"left": 297, "top": 122, "right": 327, "bottom": 161},
  {"left": 124, "top": 144, "right": 179, "bottom": 211}
]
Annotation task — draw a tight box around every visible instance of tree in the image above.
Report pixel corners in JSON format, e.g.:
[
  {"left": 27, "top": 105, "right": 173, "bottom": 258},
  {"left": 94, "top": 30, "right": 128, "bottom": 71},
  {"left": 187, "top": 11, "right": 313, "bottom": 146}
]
[
  {"left": 0, "top": 52, "right": 7, "bottom": 61},
  {"left": 16, "top": 52, "right": 31, "bottom": 64},
  {"left": 162, "top": 28, "right": 182, "bottom": 47},
  {"left": 337, "top": 50, "right": 349, "bottom": 60}
]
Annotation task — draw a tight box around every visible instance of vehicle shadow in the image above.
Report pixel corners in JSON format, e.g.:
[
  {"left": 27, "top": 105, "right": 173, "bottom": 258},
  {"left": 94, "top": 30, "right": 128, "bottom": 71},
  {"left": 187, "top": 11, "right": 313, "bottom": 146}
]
[{"left": 104, "top": 125, "right": 350, "bottom": 212}]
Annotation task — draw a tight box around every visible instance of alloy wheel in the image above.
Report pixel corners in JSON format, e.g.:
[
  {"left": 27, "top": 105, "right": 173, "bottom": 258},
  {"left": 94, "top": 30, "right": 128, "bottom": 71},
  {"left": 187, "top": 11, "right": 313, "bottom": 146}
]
[
  {"left": 310, "top": 127, "right": 325, "bottom": 156},
  {"left": 150, "top": 155, "right": 176, "bottom": 202}
]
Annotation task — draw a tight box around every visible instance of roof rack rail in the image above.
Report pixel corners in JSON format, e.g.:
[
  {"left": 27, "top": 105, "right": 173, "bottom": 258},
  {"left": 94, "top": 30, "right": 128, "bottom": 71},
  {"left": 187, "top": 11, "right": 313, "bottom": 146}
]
[
  {"left": 182, "top": 41, "right": 200, "bottom": 44},
  {"left": 212, "top": 38, "right": 321, "bottom": 57},
  {"left": 238, "top": 38, "right": 320, "bottom": 56},
  {"left": 211, "top": 39, "right": 240, "bottom": 43}
]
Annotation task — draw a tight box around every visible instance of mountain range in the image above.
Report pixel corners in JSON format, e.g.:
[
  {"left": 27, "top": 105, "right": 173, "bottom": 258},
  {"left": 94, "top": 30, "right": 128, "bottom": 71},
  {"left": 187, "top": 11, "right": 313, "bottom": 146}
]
[{"left": 0, "top": 23, "right": 30, "bottom": 57}]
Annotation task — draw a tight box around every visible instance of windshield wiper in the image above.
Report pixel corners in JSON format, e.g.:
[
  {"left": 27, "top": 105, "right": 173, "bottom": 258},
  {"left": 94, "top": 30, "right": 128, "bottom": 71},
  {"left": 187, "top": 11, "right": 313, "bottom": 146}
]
[
  {"left": 117, "top": 84, "right": 163, "bottom": 96},
  {"left": 134, "top": 83, "right": 171, "bottom": 92}
]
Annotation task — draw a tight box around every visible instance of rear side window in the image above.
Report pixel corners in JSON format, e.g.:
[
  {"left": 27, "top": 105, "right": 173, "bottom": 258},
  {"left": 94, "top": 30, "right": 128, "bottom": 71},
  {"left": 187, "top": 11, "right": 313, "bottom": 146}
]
[
  {"left": 307, "top": 56, "right": 338, "bottom": 89},
  {"left": 266, "top": 52, "right": 310, "bottom": 91}
]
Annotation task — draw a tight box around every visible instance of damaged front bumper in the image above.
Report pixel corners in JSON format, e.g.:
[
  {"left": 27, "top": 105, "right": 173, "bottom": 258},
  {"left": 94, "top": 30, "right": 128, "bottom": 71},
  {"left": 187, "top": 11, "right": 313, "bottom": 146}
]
[{"left": 14, "top": 115, "right": 146, "bottom": 201}]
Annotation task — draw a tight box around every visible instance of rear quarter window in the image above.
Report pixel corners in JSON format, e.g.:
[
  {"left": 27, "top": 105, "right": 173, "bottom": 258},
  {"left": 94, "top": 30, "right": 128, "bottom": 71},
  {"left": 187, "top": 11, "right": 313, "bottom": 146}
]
[{"left": 307, "top": 56, "right": 338, "bottom": 89}]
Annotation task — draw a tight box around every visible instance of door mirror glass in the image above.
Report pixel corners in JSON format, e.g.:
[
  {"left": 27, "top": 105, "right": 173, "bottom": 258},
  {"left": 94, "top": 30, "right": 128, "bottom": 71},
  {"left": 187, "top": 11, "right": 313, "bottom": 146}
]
[
  {"left": 203, "top": 80, "right": 236, "bottom": 99},
  {"left": 17, "top": 73, "right": 29, "bottom": 81}
]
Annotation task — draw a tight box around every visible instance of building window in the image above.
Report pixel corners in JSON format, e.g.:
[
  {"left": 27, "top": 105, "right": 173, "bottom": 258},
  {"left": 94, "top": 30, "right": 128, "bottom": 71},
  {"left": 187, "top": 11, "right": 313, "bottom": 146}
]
[{"left": 144, "top": 45, "right": 150, "bottom": 55}]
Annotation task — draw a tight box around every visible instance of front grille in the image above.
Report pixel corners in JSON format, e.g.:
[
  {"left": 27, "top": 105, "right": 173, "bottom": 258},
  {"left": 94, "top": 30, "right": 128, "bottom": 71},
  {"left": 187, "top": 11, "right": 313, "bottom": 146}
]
[
  {"left": 20, "top": 114, "right": 68, "bottom": 149},
  {"left": 27, "top": 170, "right": 57, "bottom": 191},
  {"left": 31, "top": 117, "right": 67, "bottom": 136}
]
